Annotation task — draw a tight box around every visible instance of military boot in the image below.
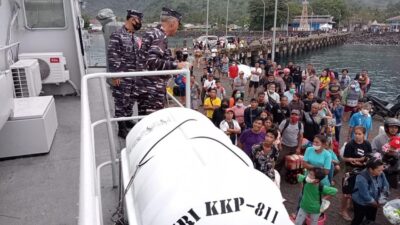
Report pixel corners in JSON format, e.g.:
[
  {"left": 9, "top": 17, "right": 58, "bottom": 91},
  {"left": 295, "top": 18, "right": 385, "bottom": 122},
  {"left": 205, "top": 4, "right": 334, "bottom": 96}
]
[{"left": 117, "top": 121, "right": 129, "bottom": 139}]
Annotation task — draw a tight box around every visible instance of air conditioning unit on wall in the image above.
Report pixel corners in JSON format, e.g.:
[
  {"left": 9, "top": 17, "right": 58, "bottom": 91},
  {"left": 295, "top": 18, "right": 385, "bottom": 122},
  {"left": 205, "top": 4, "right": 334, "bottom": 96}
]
[
  {"left": 10, "top": 59, "right": 42, "bottom": 98},
  {"left": 19, "top": 52, "right": 70, "bottom": 84}
]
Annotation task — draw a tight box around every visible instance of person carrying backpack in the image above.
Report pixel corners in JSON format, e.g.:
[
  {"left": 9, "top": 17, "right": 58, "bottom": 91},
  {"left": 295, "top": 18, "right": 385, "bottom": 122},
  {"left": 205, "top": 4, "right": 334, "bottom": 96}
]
[
  {"left": 351, "top": 158, "right": 390, "bottom": 225},
  {"left": 277, "top": 109, "right": 303, "bottom": 174},
  {"left": 341, "top": 126, "right": 373, "bottom": 221},
  {"left": 294, "top": 167, "right": 337, "bottom": 225}
]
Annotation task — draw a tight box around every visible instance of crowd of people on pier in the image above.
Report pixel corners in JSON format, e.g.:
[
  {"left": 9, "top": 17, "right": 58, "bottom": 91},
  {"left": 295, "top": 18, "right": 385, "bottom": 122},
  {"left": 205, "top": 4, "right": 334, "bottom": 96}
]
[
  {"left": 102, "top": 6, "right": 398, "bottom": 225},
  {"left": 177, "top": 51, "right": 399, "bottom": 225}
]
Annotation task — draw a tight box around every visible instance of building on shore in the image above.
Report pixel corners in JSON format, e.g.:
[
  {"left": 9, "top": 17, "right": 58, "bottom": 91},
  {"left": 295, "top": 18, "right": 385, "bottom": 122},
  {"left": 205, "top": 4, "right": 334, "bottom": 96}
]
[
  {"left": 369, "top": 20, "right": 391, "bottom": 33},
  {"left": 291, "top": 15, "right": 335, "bottom": 31},
  {"left": 387, "top": 16, "right": 400, "bottom": 32}
]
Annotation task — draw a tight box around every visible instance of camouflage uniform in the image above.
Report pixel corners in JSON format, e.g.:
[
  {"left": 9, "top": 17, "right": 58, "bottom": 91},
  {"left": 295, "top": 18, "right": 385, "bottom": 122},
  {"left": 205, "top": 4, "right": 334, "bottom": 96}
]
[
  {"left": 136, "top": 25, "right": 178, "bottom": 115},
  {"left": 107, "top": 26, "right": 140, "bottom": 118}
]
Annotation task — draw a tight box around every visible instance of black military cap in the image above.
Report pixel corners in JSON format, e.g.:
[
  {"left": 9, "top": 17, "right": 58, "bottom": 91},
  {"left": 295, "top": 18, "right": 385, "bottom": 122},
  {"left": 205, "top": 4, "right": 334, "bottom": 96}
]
[
  {"left": 127, "top": 9, "right": 143, "bottom": 20},
  {"left": 161, "top": 7, "right": 182, "bottom": 22}
]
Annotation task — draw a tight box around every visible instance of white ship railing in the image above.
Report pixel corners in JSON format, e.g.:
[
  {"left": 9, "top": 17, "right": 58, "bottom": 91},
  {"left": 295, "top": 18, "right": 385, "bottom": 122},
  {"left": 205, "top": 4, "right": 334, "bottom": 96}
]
[{"left": 79, "top": 69, "right": 191, "bottom": 225}]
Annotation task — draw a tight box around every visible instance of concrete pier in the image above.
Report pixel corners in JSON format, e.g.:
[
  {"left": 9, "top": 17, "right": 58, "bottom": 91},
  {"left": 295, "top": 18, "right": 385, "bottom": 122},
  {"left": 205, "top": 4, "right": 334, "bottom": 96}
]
[{"left": 223, "top": 33, "right": 349, "bottom": 62}]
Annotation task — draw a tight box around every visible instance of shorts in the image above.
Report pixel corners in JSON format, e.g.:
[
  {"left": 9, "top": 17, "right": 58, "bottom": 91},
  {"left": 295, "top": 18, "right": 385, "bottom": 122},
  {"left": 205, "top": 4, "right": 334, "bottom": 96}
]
[
  {"left": 249, "top": 81, "right": 259, "bottom": 89},
  {"left": 344, "top": 105, "right": 355, "bottom": 112}
]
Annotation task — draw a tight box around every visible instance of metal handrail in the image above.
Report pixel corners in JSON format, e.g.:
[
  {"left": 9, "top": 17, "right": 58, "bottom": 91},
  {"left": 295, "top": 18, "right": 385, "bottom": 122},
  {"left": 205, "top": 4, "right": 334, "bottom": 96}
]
[
  {"left": 79, "top": 69, "right": 191, "bottom": 225},
  {"left": 0, "top": 42, "right": 19, "bottom": 52}
]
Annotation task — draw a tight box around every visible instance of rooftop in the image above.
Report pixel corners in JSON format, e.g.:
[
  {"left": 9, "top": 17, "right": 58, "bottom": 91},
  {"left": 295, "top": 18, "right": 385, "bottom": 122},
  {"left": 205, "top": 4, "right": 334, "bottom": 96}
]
[{"left": 387, "top": 15, "right": 400, "bottom": 22}]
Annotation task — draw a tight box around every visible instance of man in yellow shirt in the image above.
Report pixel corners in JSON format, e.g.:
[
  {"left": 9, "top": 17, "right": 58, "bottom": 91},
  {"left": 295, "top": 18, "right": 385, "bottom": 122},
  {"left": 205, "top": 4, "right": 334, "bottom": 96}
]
[{"left": 203, "top": 88, "right": 221, "bottom": 119}]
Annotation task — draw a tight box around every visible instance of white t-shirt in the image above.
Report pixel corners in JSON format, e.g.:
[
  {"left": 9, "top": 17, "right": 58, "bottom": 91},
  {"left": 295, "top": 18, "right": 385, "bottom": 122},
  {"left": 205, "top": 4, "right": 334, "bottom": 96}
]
[
  {"left": 220, "top": 119, "right": 241, "bottom": 145},
  {"left": 250, "top": 68, "right": 262, "bottom": 82},
  {"left": 203, "top": 79, "right": 216, "bottom": 90},
  {"left": 264, "top": 91, "right": 281, "bottom": 104}
]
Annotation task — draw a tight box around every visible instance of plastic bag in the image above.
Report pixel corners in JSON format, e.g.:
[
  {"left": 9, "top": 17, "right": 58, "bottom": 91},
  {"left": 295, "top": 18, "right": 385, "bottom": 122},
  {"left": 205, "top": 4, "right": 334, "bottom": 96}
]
[{"left": 384, "top": 199, "right": 400, "bottom": 224}]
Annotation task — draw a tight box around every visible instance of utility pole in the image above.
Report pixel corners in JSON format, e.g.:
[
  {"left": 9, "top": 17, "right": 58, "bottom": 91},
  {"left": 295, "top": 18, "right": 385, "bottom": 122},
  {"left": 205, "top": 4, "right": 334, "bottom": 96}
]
[
  {"left": 206, "top": 0, "right": 209, "bottom": 47},
  {"left": 271, "top": 0, "right": 278, "bottom": 62},
  {"left": 226, "top": 0, "right": 229, "bottom": 37},
  {"left": 286, "top": 3, "right": 290, "bottom": 36},
  {"left": 261, "top": 0, "right": 266, "bottom": 41}
]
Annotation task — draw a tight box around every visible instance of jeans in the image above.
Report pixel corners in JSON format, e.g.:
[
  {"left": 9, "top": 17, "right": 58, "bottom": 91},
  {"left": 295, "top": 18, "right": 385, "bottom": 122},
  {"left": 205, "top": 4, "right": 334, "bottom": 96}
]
[
  {"left": 295, "top": 208, "right": 320, "bottom": 225},
  {"left": 351, "top": 201, "right": 378, "bottom": 225}
]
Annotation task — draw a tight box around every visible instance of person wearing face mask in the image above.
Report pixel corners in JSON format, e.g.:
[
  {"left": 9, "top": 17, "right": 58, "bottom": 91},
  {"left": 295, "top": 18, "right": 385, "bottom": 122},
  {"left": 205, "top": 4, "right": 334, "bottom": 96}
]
[
  {"left": 295, "top": 168, "right": 337, "bottom": 225},
  {"left": 229, "top": 90, "right": 242, "bottom": 108},
  {"left": 232, "top": 98, "right": 246, "bottom": 130},
  {"left": 212, "top": 98, "right": 230, "bottom": 127},
  {"left": 348, "top": 103, "right": 372, "bottom": 141},
  {"left": 277, "top": 110, "right": 304, "bottom": 175},
  {"left": 303, "top": 135, "right": 332, "bottom": 187},
  {"left": 284, "top": 83, "right": 296, "bottom": 103},
  {"left": 107, "top": 9, "right": 143, "bottom": 138},
  {"left": 136, "top": 7, "right": 187, "bottom": 115}
]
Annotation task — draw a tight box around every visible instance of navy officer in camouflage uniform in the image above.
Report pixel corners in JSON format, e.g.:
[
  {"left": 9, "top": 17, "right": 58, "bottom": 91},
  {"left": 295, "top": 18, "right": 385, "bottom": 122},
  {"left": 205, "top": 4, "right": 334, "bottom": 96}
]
[
  {"left": 135, "top": 7, "right": 187, "bottom": 115},
  {"left": 107, "top": 9, "right": 143, "bottom": 138}
]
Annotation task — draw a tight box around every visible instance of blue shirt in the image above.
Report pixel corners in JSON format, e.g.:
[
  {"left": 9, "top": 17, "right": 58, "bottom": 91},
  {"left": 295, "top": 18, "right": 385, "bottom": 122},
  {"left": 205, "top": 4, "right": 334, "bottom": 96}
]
[
  {"left": 349, "top": 112, "right": 372, "bottom": 139},
  {"left": 304, "top": 147, "right": 332, "bottom": 186},
  {"left": 352, "top": 170, "right": 389, "bottom": 206},
  {"left": 332, "top": 105, "right": 344, "bottom": 126},
  {"left": 327, "top": 149, "right": 338, "bottom": 162}
]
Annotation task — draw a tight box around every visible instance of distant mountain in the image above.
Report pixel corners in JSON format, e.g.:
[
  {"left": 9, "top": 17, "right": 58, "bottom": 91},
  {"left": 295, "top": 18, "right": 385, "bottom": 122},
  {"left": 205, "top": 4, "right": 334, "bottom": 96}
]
[
  {"left": 82, "top": 0, "right": 249, "bottom": 25},
  {"left": 82, "top": 0, "right": 400, "bottom": 23}
]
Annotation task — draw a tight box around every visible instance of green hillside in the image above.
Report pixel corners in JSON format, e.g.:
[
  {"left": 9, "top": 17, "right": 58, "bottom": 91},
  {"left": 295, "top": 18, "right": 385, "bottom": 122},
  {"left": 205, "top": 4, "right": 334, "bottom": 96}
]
[{"left": 82, "top": 0, "right": 400, "bottom": 24}]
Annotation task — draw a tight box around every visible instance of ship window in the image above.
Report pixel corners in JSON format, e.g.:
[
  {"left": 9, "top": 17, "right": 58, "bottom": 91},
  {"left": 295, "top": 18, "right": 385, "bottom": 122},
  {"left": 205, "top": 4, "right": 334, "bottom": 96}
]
[{"left": 24, "top": 0, "right": 66, "bottom": 29}]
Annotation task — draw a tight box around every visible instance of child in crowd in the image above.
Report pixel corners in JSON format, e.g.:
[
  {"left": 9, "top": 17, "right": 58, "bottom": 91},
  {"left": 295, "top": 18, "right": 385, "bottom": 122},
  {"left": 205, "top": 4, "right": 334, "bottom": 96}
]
[
  {"left": 325, "top": 125, "right": 341, "bottom": 185},
  {"left": 348, "top": 102, "right": 372, "bottom": 140},
  {"left": 295, "top": 168, "right": 338, "bottom": 225},
  {"left": 319, "top": 69, "right": 330, "bottom": 99},
  {"left": 331, "top": 97, "right": 344, "bottom": 142},
  {"left": 215, "top": 79, "right": 226, "bottom": 100}
]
